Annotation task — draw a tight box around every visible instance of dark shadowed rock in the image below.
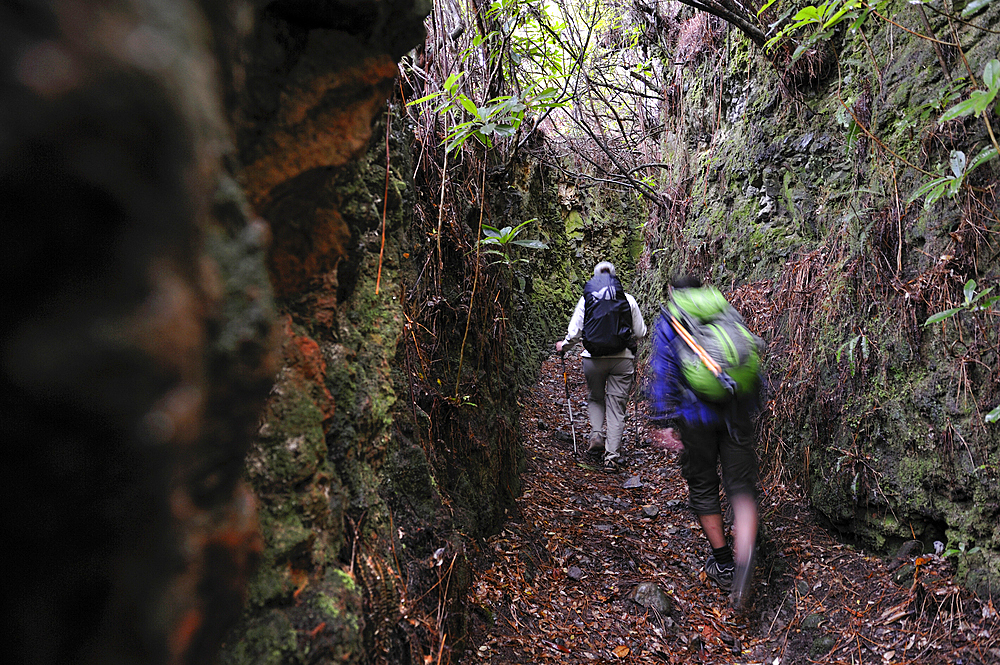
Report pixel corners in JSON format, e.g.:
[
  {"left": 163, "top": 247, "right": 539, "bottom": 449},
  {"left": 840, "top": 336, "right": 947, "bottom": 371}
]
[{"left": 2, "top": 2, "right": 275, "bottom": 664}]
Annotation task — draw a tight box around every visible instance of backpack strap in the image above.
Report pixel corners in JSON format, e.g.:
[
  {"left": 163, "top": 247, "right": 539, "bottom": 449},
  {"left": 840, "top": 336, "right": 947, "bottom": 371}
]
[{"left": 667, "top": 313, "right": 738, "bottom": 396}]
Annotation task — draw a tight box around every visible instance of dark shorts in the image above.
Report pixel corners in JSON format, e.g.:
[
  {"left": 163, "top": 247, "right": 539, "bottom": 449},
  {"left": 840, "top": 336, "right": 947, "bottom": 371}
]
[{"left": 679, "top": 416, "right": 759, "bottom": 516}]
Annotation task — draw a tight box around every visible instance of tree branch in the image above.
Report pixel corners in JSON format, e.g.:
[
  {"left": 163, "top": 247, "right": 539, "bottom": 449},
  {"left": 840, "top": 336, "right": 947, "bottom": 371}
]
[{"left": 673, "top": 0, "right": 767, "bottom": 47}]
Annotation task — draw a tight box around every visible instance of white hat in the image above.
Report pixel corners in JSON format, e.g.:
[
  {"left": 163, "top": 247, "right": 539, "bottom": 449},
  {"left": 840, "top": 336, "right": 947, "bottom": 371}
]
[{"left": 593, "top": 261, "right": 616, "bottom": 277}]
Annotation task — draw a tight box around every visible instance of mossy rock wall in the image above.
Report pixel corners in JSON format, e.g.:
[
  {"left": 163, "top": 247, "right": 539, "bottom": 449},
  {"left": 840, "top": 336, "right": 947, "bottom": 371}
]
[
  {"left": 634, "top": 2, "right": 1000, "bottom": 596},
  {"left": 212, "top": 2, "right": 654, "bottom": 661}
]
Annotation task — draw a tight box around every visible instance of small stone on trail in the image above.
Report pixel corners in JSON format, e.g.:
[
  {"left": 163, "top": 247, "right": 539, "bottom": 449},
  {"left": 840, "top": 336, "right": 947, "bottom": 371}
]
[
  {"left": 567, "top": 566, "right": 583, "bottom": 581},
  {"left": 892, "top": 563, "right": 916, "bottom": 586},
  {"left": 554, "top": 430, "right": 571, "bottom": 442},
  {"left": 596, "top": 524, "right": 613, "bottom": 533},
  {"left": 887, "top": 539, "right": 922, "bottom": 571},
  {"left": 630, "top": 582, "right": 673, "bottom": 614},
  {"left": 623, "top": 475, "right": 642, "bottom": 489},
  {"left": 802, "top": 613, "right": 824, "bottom": 629},
  {"left": 536, "top": 419, "right": 547, "bottom": 430},
  {"left": 642, "top": 504, "right": 659, "bottom": 517},
  {"left": 810, "top": 635, "right": 836, "bottom": 658}
]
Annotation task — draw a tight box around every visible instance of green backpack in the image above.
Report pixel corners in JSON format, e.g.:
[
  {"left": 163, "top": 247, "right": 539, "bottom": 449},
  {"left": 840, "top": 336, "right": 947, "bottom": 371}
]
[{"left": 666, "top": 286, "right": 762, "bottom": 402}]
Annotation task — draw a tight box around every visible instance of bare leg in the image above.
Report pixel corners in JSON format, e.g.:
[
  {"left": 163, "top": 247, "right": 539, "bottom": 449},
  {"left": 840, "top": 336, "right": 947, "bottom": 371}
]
[
  {"left": 730, "top": 494, "right": 758, "bottom": 609},
  {"left": 731, "top": 495, "right": 758, "bottom": 564},
  {"left": 698, "top": 513, "right": 728, "bottom": 550}
]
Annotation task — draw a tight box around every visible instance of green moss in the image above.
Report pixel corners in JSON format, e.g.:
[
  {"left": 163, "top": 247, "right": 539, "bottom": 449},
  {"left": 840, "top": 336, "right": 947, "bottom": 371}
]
[
  {"left": 220, "top": 611, "right": 297, "bottom": 665},
  {"left": 252, "top": 385, "right": 326, "bottom": 488},
  {"left": 311, "top": 571, "right": 362, "bottom": 636},
  {"left": 565, "top": 210, "right": 585, "bottom": 240}
]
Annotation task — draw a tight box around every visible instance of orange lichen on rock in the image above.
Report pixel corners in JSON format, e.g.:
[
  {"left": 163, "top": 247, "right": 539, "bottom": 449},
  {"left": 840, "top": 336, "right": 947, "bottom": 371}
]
[
  {"left": 281, "top": 315, "right": 335, "bottom": 421},
  {"left": 244, "top": 55, "right": 399, "bottom": 208}
]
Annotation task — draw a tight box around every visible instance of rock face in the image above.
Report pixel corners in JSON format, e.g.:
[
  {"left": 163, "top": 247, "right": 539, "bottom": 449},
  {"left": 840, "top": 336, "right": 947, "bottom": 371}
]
[
  {"left": 1, "top": 0, "right": 440, "bottom": 663},
  {"left": 2, "top": 2, "right": 275, "bottom": 664},
  {"left": 632, "top": 4, "right": 1000, "bottom": 596}
]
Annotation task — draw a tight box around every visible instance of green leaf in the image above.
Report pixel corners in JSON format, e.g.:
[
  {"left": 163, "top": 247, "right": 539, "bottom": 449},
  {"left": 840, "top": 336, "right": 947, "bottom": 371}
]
[
  {"left": 950, "top": 150, "right": 967, "bottom": 178},
  {"left": 847, "top": 8, "right": 871, "bottom": 32},
  {"left": 444, "top": 128, "right": 474, "bottom": 153},
  {"left": 986, "top": 405, "right": 1000, "bottom": 424},
  {"left": 947, "top": 177, "right": 963, "bottom": 197},
  {"left": 844, "top": 119, "right": 861, "bottom": 154},
  {"left": 792, "top": 44, "right": 809, "bottom": 61},
  {"left": 407, "top": 91, "right": 443, "bottom": 106},
  {"left": 962, "top": 0, "right": 991, "bottom": 18},
  {"left": 984, "top": 59, "right": 1000, "bottom": 91},
  {"left": 909, "top": 176, "right": 948, "bottom": 203},
  {"left": 968, "top": 146, "right": 998, "bottom": 173},
  {"left": 964, "top": 279, "right": 977, "bottom": 305},
  {"left": 925, "top": 181, "right": 949, "bottom": 207},
  {"left": 969, "top": 88, "right": 996, "bottom": 115},
  {"left": 458, "top": 95, "right": 480, "bottom": 118},
  {"left": 792, "top": 6, "right": 822, "bottom": 22},
  {"left": 823, "top": 1, "right": 861, "bottom": 29},
  {"left": 757, "top": 0, "right": 779, "bottom": 16},
  {"left": 443, "top": 71, "right": 464, "bottom": 93},
  {"left": 941, "top": 98, "right": 978, "bottom": 122},
  {"left": 923, "top": 307, "right": 963, "bottom": 325},
  {"left": 767, "top": 6, "right": 797, "bottom": 33},
  {"left": 971, "top": 285, "right": 995, "bottom": 304},
  {"left": 510, "top": 239, "right": 548, "bottom": 249}
]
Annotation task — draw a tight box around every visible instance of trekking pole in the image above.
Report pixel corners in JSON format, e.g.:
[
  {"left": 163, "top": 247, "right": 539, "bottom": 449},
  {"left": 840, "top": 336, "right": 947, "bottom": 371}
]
[
  {"left": 561, "top": 352, "right": 578, "bottom": 456},
  {"left": 633, "top": 357, "right": 640, "bottom": 450}
]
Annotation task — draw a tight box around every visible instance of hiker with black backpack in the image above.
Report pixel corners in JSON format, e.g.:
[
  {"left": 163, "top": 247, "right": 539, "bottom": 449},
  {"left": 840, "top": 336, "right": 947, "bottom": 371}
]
[
  {"left": 556, "top": 261, "right": 646, "bottom": 474},
  {"left": 648, "top": 276, "right": 764, "bottom": 610}
]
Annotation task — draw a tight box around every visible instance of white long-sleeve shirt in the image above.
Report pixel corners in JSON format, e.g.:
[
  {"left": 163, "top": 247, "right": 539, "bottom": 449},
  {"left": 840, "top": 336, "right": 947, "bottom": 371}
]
[{"left": 561, "top": 293, "right": 647, "bottom": 359}]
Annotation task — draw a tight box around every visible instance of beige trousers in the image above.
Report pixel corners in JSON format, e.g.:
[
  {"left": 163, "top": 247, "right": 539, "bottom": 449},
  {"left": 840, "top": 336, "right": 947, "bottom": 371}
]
[{"left": 582, "top": 356, "right": 635, "bottom": 461}]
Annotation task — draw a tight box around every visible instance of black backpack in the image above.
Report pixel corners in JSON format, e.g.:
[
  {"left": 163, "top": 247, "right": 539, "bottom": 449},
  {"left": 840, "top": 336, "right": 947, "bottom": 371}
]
[{"left": 582, "top": 273, "right": 634, "bottom": 356}]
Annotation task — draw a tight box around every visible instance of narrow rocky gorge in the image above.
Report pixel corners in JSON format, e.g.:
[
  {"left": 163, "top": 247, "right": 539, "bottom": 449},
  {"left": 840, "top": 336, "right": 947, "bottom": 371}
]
[{"left": 3, "top": 1, "right": 998, "bottom": 664}]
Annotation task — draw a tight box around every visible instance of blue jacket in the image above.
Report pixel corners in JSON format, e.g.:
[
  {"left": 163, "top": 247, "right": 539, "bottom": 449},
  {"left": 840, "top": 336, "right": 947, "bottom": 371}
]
[{"left": 648, "top": 306, "right": 724, "bottom": 427}]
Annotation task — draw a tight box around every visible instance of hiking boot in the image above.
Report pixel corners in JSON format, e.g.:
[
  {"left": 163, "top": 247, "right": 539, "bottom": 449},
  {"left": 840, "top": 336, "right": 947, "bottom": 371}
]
[
  {"left": 587, "top": 432, "right": 606, "bottom": 455},
  {"left": 729, "top": 551, "right": 756, "bottom": 611},
  {"left": 704, "top": 555, "right": 734, "bottom": 591},
  {"left": 603, "top": 457, "right": 620, "bottom": 474}
]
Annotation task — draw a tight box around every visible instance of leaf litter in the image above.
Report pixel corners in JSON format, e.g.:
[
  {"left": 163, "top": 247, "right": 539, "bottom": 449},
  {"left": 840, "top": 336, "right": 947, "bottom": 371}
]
[{"left": 465, "top": 353, "right": 1000, "bottom": 664}]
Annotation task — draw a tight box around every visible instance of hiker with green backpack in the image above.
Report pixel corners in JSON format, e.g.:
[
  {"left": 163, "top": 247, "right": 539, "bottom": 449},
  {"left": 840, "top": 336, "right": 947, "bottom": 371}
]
[{"left": 648, "top": 276, "right": 764, "bottom": 610}]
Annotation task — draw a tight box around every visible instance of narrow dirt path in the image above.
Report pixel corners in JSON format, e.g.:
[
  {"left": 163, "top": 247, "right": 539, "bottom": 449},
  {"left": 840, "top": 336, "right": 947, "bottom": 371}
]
[{"left": 466, "top": 353, "right": 1000, "bottom": 664}]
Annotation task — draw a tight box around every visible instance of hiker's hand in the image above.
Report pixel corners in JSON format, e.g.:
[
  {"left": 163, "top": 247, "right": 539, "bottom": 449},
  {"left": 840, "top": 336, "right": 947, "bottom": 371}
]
[
  {"left": 651, "top": 427, "right": 682, "bottom": 451},
  {"left": 556, "top": 340, "right": 565, "bottom": 354}
]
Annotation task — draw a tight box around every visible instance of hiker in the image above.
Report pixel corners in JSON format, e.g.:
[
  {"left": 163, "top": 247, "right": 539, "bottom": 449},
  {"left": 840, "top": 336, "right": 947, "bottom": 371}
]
[
  {"left": 556, "top": 261, "right": 646, "bottom": 473},
  {"left": 648, "top": 275, "right": 763, "bottom": 610}
]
